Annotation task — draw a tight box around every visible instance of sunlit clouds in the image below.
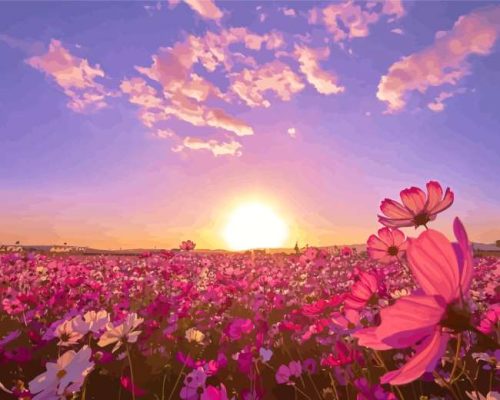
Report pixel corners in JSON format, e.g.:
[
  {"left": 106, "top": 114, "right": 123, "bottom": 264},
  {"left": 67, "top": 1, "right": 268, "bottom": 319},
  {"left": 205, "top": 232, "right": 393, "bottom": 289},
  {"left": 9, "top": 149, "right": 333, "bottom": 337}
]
[
  {"left": 26, "top": 39, "right": 113, "bottom": 112},
  {"left": 377, "top": 6, "right": 500, "bottom": 113}
]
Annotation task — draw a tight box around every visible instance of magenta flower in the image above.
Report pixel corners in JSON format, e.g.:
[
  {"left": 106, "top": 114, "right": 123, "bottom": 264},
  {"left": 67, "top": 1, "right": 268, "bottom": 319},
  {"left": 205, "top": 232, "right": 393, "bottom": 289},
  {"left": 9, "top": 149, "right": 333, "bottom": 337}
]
[
  {"left": 201, "top": 384, "right": 229, "bottom": 400},
  {"left": 378, "top": 181, "right": 454, "bottom": 228},
  {"left": 275, "top": 361, "right": 302, "bottom": 384},
  {"left": 120, "top": 375, "right": 147, "bottom": 397},
  {"left": 355, "top": 218, "right": 473, "bottom": 385},
  {"left": 226, "top": 318, "right": 254, "bottom": 341},
  {"left": 367, "top": 227, "right": 407, "bottom": 263},
  {"left": 477, "top": 304, "right": 499, "bottom": 335},
  {"left": 344, "top": 270, "right": 379, "bottom": 310},
  {"left": 180, "top": 240, "right": 196, "bottom": 251}
]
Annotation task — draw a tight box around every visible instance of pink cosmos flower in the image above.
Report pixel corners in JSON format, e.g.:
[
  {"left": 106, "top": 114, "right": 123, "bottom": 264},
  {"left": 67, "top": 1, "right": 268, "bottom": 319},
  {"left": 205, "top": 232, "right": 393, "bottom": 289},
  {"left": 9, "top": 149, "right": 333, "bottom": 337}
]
[
  {"left": 180, "top": 240, "right": 196, "bottom": 251},
  {"left": 477, "top": 304, "right": 499, "bottom": 335},
  {"left": 120, "top": 375, "right": 147, "bottom": 397},
  {"left": 354, "top": 218, "right": 473, "bottom": 385},
  {"left": 275, "top": 361, "right": 302, "bottom": 384},
  {"left": 201, "top": 384, "right": 229, "bottom": 400},
  {"left": 367, "top": 227, "right": 408, "bottom": 263},
  {"left": 226, "top": 318, "right": 254, "bottom": 341},
  {"left": 378, "top": 181, "right": 454, "bottom": 228},
  {"left": 344, "top": 270, "right": 379, "bottom": 310}
]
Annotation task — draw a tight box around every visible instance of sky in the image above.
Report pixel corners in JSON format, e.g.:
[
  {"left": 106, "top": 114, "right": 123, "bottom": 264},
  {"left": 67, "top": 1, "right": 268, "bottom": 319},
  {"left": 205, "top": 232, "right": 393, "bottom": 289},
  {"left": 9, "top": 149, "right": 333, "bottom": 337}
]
[{"left": 1, "top": 0, "right": 499, "bottom": 250}]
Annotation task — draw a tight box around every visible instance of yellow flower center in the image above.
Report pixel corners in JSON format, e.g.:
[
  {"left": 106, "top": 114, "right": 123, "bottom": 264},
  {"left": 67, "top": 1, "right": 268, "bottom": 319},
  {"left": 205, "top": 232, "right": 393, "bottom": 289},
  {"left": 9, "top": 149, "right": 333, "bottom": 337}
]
[{"left": 56, "top": 369, "right": 67, "bottom": 379}]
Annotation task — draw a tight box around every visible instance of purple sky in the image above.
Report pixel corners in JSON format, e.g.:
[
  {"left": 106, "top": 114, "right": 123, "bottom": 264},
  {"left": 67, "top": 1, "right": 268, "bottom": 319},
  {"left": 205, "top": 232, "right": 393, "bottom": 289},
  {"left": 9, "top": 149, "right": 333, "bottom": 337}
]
[{"left": 1, "top": 1, "right": 499, "bottom": 249}]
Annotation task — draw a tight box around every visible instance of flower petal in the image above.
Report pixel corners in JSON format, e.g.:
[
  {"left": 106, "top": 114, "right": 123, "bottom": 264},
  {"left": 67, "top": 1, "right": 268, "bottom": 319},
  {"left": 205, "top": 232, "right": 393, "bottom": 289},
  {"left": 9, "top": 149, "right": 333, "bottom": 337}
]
[
  {"left": 400, "top": 187, "right": 426, "bottom": 215},
  {"left": 353, "top": 327, "right": 392, "bottom": 350},
  {"left": 407, "top": 230, "right": 460, "bottom": 302},
  {"left": 380, "top": 199, "right": 413, "bottom": 219},
  {"left": 428, "top": 187, "right": 454, "bottom": 215},
  {"left": 381, "top": 329, "right": 449, "bottom": 385},
  {"left": 453, "top": 217, "right": 473, "bottom": 294},
  {"left": 376, "top": 294, "right": 445, "bottom": 348}
]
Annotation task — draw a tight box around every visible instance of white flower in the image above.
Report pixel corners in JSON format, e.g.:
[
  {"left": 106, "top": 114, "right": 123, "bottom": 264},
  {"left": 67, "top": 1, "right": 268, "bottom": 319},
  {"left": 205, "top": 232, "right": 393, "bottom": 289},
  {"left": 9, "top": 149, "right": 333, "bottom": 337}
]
[
  {"left": 81, "top": 310, "right": 109, "bottom": 334},
  {"left": 185, "top": 328, "right": 205, "bottom": 343},
  {"left": 98, "top": 313, "right": 143, "bottom": 353},
  {"left": 54, "top": 320, "right": 84, "bottom": 347},
  {"left": 29, "top": 346, "right": 94, "bottom": 400}
]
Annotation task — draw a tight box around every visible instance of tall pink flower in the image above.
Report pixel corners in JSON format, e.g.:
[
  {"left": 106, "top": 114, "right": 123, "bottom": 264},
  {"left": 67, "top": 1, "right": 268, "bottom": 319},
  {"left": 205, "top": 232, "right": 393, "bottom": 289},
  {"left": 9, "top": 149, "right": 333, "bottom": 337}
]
[
  {"left": 367, "top": 227, "right": 407, "bottom": 263},
  {"left": 354, "top": 218, "right": 473, "bottom": 385},
  {"left": 378, "top": 181, "right": 454, "bottom": 228}
]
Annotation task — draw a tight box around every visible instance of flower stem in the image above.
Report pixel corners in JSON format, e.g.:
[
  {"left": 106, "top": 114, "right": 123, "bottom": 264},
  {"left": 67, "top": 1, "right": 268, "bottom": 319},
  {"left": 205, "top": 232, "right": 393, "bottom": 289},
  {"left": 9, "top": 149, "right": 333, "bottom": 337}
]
[
  {"left": 167, "top": 352, "right": 189, "bottom": 400},
  {"left": 448, "top": 334, "right": 462, "bottom": 384},
  {"left": 125, "top": 344, "right": 136, "bottom": 400}
]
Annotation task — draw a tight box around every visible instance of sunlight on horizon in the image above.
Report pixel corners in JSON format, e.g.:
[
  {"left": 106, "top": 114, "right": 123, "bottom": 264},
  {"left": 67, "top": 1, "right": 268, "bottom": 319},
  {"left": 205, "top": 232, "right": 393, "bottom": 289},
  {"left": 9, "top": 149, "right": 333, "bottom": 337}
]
[{"left": 223, "top": 202, "right": 289, "bottom": 250}]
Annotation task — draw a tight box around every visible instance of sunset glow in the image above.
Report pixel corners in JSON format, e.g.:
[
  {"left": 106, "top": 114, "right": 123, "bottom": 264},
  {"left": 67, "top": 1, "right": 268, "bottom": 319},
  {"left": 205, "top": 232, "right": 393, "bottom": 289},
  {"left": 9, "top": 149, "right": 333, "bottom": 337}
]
[{"left": 223, "top": 203, "right": 288, "bottom": 250}]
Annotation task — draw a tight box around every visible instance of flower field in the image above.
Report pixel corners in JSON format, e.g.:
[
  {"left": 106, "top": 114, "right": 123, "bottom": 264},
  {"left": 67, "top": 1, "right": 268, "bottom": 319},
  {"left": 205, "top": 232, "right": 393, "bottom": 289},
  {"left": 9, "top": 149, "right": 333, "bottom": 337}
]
[{"left": 0, "top": 182, "right": 499, "bottom": 400}]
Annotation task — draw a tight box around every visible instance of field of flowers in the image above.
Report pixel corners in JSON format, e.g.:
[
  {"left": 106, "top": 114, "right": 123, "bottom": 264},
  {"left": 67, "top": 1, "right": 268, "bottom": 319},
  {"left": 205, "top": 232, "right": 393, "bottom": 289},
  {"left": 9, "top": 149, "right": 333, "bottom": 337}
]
[{"left": 0, "top": 181, "right": 498, "bottom": 400}]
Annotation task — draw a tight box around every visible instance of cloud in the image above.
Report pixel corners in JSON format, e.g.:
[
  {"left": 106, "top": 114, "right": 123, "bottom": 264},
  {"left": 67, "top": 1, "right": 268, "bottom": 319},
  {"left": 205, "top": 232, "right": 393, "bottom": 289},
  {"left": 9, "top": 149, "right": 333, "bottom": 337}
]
[
  {"left": 0, "top": 34, "right": 45, "bottom": 54},
  {"left": 175, "top": 0, "right": 223, "bottom": 21},
  {"left": 154, "top": 128, "right": 177, "bottom": 139},
  {"left": 309, "top": 0, "right": 404, "bottom": 42},
  {"left": 294, "top": 45, "right": 345, "bottom": 95},
  {"left": 281, "top": 7, "right": 297, "bottom": 17},
  {"left": 427, "top": 88, "right": 467, "bottom": 112},
  {"left": 205, "top": 109, "right": 254, "bottom": 136},
  {"left": 175, "top": 136, "right": 242, "bottom": 156},
  {"left": 391, "top": 28, "right": 404, "bottom": 35},
  {"left": 26, "top": 39, "right": 112, "bottom": 112},
  {"left": 287, "top": 127, "right": 297, "bottom": 138},
  {"left": 230, "top": 60, "right": 305, "bottom": 108},
  {"left": 377, "top": 6, "right": 500, "bottom": 112}
]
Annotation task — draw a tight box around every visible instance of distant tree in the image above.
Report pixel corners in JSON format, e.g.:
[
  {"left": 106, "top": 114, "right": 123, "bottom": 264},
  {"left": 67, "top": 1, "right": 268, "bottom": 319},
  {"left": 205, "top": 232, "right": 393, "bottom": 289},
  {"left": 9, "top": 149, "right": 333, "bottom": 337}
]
[
  {"left": 64, "top": 242, "right": 67, "bottom": 246},
  {"left": 15, "top": 241, "right": 20, "bottom": 245},
  {"left": 496, "top": 240, "right": 500, "bottom": 247},
  {"left": 294, "top": 241, "right": 300, "bottom": 254}
]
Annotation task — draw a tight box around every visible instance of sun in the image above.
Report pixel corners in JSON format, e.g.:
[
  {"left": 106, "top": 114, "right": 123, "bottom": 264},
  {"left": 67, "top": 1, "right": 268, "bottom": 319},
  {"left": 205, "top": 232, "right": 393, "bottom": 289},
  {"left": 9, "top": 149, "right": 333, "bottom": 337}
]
[{"left": 223, "top": 202, "right": 289, "bottom": 251}]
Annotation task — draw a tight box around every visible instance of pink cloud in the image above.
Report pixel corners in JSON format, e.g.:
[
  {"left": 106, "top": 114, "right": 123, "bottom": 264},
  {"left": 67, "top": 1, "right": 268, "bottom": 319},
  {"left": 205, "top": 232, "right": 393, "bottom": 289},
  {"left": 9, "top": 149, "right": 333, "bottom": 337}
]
[
  {"left": 205, "top": 109, "right": 254, "bottom": 136},
  {"left": 26, "top": 39, "right": 112, "bottom": 112},
  {"left": 294, "top": 45, "right": 345, "bottom": 95},
  {"left": 309, "top": 0, "right": 404, "bottom": 42},
  {"left": 176, "top": 0, "right": 223, "bottom": 21},
  {"left": 120, "top": 27, "right": 292, "bottom": 143},
  {"left": 230, "top": 60, "right": 305, "bottom": 108},
  {"left": 427, "top": 88, "right": 467, "bottom": 112},
  {"left": 174, "top": 136, "right": 242, "bottom": 156},
  {"left": 377, "top": 6, "right": 500, "bottom": 113},
  {"left": 281, "top": 8, "right": 297, "bottom": 18}
]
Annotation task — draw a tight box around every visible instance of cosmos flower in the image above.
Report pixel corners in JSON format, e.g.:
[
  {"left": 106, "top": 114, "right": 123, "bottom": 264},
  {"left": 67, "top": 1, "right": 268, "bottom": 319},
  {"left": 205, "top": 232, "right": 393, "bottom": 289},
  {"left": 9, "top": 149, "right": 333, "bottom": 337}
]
[
  {"left": 54, "top": 319, "right": 84, "bottom": 347},
  {"left": 201, "top": 384, "right": 229, "bottom": 400},
  {"left": 98, "top": 313, "right": 144, "bottom": 353},
  {"left": 378, "top": 181, "right": 454, "bottom": 228},
  {"left": 275, "top": 361, "right": 302, "bottom": 384},
  {"left": 226, "top": 318, "right": 254, "bottom": 341},
  {"left": 354, "top": 218, "right": 473, "bottom": 385},
  {"left": 344, "top": 270, "right": 379, "bottom": 310},
  {"left": 83, "top": 310, "right": 110, "bottom": 334},
  {"left": 180, "top": 240, "right": 196, "bottom": 251},
  {"left": 185, "top": 327, "right": 205, "bottom": 343},
  {"left": 367, "top": 227, "right": 408, "bottom": 263},
  {"left": 477, "top": 304, "right": 499, "bottom": 335},
  {"left": 29, "top": 346, "right": 94, "bottom": 400},
  {"left": 180, "top": 367, "right": 207, "bottom": 400}
]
